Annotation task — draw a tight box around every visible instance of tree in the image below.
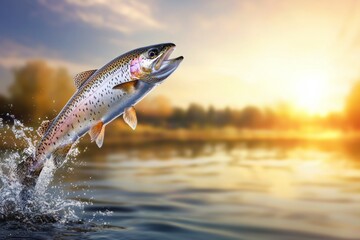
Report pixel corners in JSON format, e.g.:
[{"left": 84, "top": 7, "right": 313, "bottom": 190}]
[
  {"left": 168, "top": 107, "right": 186, "bottom": 128},
  {"left": 186, "top": 103, "right": 206, "bottom": 127},
  {"left": 236, "top": 106, "right": 263, "bottom": 129},
  {"left": 207, "top": 105, "right": 216, "bottom": 126},
  {"left": 345, "top": 81, "right": 360, "bottom": 129},
  {"left": 9, "top": 61, "right": 74, "bottom": 124},
  {"left": 0, "top": 95, "right": 9, "bottom": 114}
]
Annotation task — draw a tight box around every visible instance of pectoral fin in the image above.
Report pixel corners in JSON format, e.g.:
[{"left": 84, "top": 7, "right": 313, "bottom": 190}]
[
  {"left": 37, "top": 119, "right": 53, "bottom": 137},
  {"left": 52, "top": 144, "right": 73, "bottom": 168},
  {"left": 113, "top": 80, "right": 139, "bottom": 94},
  {"left": 74, "top": 69, "right": 97, "bottom": 89},
  {"left": 123, "top": 106, "right": 137, "bottom": 130},
  {"left": 88, "top": 121, "right": 105, "bottom": 148}
]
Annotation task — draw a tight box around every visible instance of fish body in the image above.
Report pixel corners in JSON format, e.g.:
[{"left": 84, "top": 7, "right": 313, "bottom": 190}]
[{"left": 18, "top": 43, "right": 183, "bottom": 189}]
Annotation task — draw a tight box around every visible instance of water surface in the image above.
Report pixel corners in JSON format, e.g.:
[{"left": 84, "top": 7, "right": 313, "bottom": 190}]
[{"left": 1, "top": 139, "right": 360, "bottom": 239}]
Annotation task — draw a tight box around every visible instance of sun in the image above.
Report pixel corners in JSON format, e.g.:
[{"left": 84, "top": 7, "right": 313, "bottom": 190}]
[{"left": 291, "top": 70, "right": 330, "bottom": 115}]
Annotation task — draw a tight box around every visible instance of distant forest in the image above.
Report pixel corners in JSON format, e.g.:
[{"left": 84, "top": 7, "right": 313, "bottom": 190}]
[{"left": 1, "top": 60, "right": 360, "bottom": 130}]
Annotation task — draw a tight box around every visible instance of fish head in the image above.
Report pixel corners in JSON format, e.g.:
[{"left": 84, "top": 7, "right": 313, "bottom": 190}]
[{"left": 130, "top": 43, "right": 183, "bottom": 85}]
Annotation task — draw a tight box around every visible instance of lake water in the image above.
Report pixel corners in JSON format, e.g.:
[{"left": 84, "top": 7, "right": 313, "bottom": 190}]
[{"left": 1, "top": 139, "right": 360, "bottom": 239}]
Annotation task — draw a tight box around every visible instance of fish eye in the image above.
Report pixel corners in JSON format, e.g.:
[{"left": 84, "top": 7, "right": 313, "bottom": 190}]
[{"left": 147, "top": 48, "right": 159, "bottom": 59}]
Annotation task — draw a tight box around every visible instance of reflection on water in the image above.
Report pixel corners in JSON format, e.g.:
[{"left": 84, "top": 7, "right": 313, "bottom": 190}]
[{"left": 3, "top": 139, "right": 360, "bottom": 239}]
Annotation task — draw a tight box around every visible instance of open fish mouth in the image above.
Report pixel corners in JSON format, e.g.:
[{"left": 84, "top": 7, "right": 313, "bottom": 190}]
[
  {"left": 152, "top": 46, "right": 183, "bottom": 83},
  {"left": 155, "top": 45, "right": 176, "bottom": 70}
]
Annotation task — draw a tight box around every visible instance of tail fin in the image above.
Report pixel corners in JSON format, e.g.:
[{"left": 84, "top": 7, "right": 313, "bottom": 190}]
[
  {"left": 17, "top": 156, "right": 41, "bottom": 200},
  {"left": 17, "top": 144, "right": 73, "bottom": 201},
  {"left": 16, "top": 156, "right": 41, "bottom": 188}
]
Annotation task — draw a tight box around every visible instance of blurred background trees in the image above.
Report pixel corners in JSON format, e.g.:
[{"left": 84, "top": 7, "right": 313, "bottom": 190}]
[
  {"left": 345, "top": 80, "right": 360, "bottom": 130},
  {"left": 2, "top": 61, "right": 360, "bottom": 131},
  {"left": 2, "top": 61, "right": 74, "bottom": 124}
]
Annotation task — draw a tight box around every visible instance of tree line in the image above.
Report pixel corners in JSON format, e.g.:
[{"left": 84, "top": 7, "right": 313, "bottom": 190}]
[{"left": 0, "top": 60, "right": 360, "bottom": 130}]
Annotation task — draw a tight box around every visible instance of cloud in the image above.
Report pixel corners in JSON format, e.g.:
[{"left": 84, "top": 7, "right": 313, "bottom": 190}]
[
  {"left": 0, "top": 39, "right": 91, "bottom": 75},
  {"left": 38, "top": 0, "right": 164, "bottom": 34}
]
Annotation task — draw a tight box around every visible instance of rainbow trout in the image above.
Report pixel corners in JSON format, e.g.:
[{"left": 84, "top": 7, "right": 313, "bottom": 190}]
[{"left": 17, "top": 43, "right": 183, "bottom": 190}]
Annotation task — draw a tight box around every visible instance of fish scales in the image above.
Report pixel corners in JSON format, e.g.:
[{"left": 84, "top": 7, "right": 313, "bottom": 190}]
[{"left": 17, "top": 43, "right": 183, "bottom": 195}]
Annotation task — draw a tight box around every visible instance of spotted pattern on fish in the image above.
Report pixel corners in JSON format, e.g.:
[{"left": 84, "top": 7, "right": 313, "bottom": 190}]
[
  {"left": 30, "top": 43, "right": 177, "bottom": 172},
  {"left": 17, "top": 43, "right": 184, "bottom": 199},
  {"left": 33, "top": 52, "right": 139, "bottom": 163}
]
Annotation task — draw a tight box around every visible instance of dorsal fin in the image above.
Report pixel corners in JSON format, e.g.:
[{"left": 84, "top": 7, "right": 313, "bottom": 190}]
[
  {"left": 36, "top": 119, "right": 53, "bottom": 137},
  {"left": 123, "top": 106, "right": 137, "bottom": 130},
  {"left": 73, "top": 69, "right": 97, "bottom": 89}
]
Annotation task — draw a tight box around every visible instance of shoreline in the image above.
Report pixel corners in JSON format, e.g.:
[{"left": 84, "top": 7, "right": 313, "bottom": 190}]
[{"left": 2, "top": 123, "right": 360, "bottom": 150}]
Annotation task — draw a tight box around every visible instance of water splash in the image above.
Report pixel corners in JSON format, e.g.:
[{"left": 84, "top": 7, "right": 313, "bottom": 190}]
[{"left": 0, "top": 116, "right": 85, "bottom": 224}]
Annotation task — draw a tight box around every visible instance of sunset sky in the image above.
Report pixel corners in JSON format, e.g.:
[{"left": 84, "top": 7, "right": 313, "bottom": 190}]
[{"left": 1, "top": 0, "right": 360, "bottom": 115}]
